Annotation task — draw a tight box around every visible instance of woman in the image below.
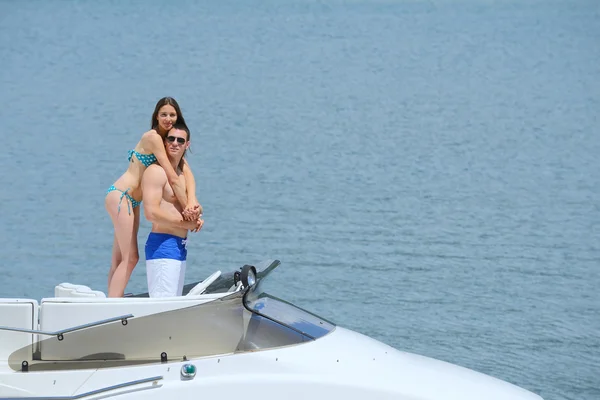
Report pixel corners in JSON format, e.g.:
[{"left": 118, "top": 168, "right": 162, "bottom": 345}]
[{"left": 105, "top": 97, "right": 201, "bottom": 298}]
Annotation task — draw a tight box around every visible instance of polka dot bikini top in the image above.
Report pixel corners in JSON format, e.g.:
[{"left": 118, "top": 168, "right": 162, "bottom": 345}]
[{"left": 128, "top": 149, "right": 157, "bottom": 167}]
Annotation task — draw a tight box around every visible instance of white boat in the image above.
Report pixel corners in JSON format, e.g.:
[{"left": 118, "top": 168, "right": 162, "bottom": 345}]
[{"left": 0, "top": 260, "right": 542, "bottom": 400}]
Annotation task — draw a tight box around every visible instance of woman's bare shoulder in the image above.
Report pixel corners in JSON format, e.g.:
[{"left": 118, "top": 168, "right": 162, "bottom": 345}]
[
  {"left": 141, "top": 129, "right": 160, "bottom": 140},
  {"left": 140, "top": 129, "right": 163, "bottom": 146}
]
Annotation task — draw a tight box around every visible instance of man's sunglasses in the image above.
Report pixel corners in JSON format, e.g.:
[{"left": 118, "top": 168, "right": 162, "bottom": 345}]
[{"left": 166, "top": 136, "right": 186, "bottom": 144}]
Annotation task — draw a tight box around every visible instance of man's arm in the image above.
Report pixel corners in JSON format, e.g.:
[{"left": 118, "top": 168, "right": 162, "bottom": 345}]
[{"left": 142, "top": 164, "right": 197, "bottom": 230}]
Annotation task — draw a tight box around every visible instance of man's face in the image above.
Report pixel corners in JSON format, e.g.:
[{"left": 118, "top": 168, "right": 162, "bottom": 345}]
[{"left": 165, "top": 128, "right": 189, "bottom": 159}]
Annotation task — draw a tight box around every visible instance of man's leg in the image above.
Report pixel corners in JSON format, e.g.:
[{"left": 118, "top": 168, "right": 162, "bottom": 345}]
[
  {"left": 177, "top": 261, "right": 187, "bottom": 296},
  {"left": 146, "top": 232, "right": 186, "bottom": 297},
  {"left": 147, "top": 258, "right": 183, "bottom": 297}
]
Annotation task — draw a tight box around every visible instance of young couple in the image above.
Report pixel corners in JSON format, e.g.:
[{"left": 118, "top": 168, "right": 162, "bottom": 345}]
[{"left": 105, "top": 97, "right": 203, "bottom": 298}]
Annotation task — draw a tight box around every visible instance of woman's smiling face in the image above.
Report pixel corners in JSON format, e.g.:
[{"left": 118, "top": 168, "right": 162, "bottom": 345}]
[{"left": 156, "top": 104, "right": 177, "bottom": 132}]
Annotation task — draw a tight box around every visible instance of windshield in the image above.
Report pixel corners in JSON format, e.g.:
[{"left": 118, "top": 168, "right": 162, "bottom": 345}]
[{"left": 243, "top": 261, "right": 335, "bottom": 340}]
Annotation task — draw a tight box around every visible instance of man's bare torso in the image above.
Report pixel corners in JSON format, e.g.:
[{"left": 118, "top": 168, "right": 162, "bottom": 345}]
[{"left": 152, "top": 169, "right": 188, "bottom": 238}]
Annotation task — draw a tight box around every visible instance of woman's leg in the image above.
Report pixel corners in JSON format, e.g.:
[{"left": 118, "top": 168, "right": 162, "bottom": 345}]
[
  {"left": 105, "top": 192, "right": 138, "bottom": 297},
  {"left": 107, "top": 234, "right": 121, "bottom": 290},
  {"left": 122, "top": 207, "right": 141, "bottom": 290}
]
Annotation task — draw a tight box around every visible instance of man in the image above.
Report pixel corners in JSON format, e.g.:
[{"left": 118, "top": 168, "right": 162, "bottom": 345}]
[{"left": 142, "top": 124, "right": 203, "bottom": 297}]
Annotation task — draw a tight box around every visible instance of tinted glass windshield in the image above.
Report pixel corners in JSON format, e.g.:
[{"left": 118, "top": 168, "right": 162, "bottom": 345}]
[{"left": 243, "top": 261, "right": 335, "bottom": 340}]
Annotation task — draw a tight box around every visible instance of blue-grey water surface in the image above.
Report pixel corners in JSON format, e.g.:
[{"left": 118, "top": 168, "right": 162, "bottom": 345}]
[{"left": 1, "top": 1, "right": 599, "bottom": 399}]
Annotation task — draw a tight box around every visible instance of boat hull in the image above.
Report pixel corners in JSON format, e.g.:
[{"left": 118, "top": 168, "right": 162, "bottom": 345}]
[{"left": 1, "top": 327, "right": 542, "bottom": 400}]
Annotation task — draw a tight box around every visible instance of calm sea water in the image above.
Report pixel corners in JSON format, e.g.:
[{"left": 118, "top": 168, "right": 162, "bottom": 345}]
[{"left": 1, "top": 1, "right": 599, "bottom": 398}]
